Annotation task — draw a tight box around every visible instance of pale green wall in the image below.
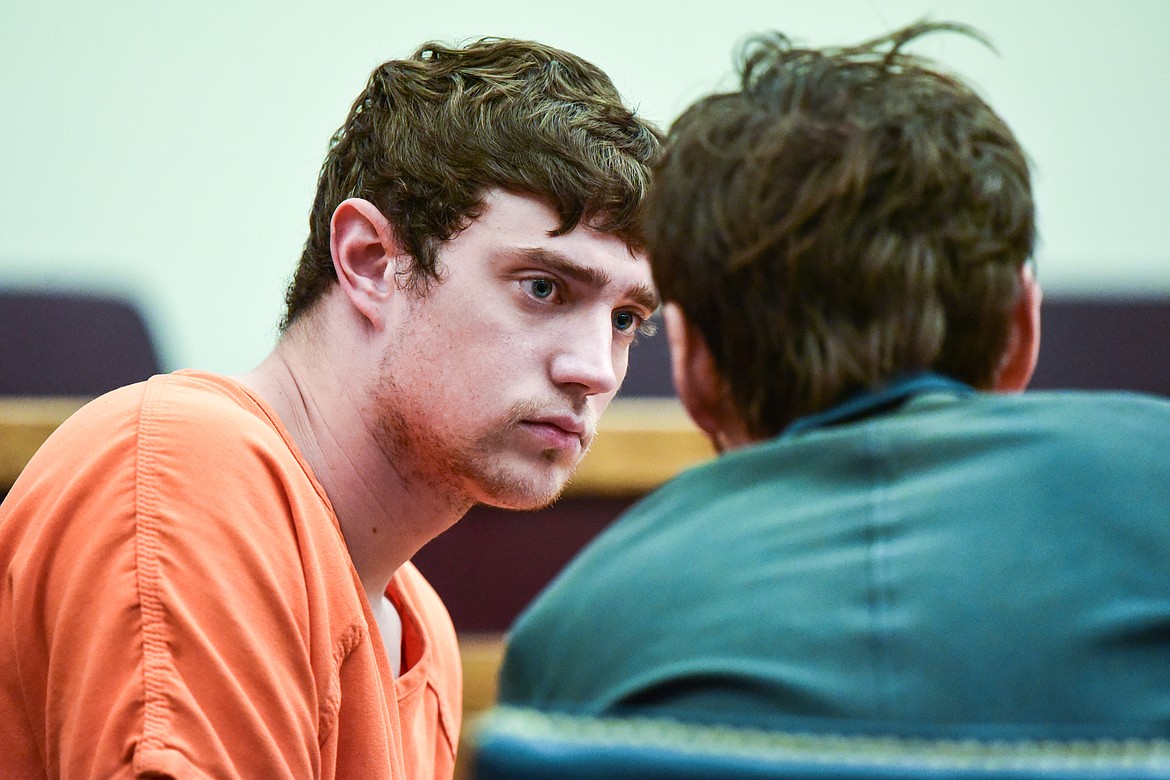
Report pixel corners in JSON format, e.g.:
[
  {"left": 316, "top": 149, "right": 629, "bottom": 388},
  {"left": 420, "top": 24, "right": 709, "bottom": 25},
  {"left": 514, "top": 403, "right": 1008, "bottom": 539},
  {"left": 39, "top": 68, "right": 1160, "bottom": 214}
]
[{"left": 2, "top": 0, "right": 1168, "bottom": 374}]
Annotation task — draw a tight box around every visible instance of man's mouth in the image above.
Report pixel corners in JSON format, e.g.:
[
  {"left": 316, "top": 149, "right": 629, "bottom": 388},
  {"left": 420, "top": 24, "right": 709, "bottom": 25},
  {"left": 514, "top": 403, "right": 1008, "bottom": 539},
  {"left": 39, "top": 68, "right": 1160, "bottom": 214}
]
[{"left": 521, "top": 414, "right": 590, "bottom": 451}]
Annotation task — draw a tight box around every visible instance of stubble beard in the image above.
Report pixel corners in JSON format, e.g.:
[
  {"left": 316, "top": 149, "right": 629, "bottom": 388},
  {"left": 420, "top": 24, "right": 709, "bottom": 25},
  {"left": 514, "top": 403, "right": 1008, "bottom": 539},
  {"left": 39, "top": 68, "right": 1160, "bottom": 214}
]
[{"left": 371, "top": 378, "right": 583, "bottom": 512}]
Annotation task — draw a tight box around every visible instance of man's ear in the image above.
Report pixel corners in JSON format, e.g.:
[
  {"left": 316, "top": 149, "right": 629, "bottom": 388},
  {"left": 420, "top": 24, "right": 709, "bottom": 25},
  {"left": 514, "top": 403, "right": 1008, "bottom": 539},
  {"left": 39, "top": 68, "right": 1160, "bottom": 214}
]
[
  {"left": 663, "top": 303, "right": 752, "bottom": 453},
  {"left": 330, "top": 198, "right": 402, "bottom": 329},
  {"left": 993, "top": 262, "right": 1042, "bottom": 393}
]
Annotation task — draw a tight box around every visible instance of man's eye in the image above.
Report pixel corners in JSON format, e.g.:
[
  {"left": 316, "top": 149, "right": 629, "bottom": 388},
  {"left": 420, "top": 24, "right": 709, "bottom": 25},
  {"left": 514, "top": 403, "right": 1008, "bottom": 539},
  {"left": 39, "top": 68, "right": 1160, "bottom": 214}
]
[
  {"left": 524, "top": 279, "right": 556, "bottom": 299},
  {"left": 613, "top": 311, "right": 641, "bottom": 332}
]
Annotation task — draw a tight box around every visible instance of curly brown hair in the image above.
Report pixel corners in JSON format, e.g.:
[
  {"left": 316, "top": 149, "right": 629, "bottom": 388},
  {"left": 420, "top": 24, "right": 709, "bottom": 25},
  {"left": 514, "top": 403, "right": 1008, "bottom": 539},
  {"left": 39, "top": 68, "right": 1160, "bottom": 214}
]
[
  {"left": 644, "top": 21, "right": 1036, "bottom": 437},
  {"left": 283, "top": 37, "right": 662, "bottom": 328}
]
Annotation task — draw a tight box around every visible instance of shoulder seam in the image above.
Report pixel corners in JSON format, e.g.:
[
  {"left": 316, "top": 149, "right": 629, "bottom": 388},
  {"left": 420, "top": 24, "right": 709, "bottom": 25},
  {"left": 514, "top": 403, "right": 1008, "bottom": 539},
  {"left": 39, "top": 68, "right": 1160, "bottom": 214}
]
[{"left": 132, "top": 376, "right": 174, "bottom": 756}]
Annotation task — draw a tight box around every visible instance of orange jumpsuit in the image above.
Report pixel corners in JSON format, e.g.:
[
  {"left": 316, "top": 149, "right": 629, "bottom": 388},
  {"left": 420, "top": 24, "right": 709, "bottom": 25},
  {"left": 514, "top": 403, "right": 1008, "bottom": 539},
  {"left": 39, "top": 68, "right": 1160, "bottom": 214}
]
[{"left": 0, "top": 370, "right": 461, "bottom": 779}]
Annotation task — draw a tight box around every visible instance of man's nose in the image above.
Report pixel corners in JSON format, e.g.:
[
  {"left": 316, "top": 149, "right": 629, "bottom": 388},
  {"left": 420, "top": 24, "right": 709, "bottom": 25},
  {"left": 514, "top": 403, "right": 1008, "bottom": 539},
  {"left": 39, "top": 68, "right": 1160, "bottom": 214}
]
[{"left": 549, "top": 315, "right": 620, "bottom": 398}]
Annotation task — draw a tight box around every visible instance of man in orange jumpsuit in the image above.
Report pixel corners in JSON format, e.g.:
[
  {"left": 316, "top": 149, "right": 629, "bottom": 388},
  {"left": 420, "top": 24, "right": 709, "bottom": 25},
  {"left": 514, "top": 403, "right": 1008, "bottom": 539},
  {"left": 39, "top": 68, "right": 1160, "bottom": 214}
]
[{"left": 0, "top": 38, "right": 660, "bottom": 779}]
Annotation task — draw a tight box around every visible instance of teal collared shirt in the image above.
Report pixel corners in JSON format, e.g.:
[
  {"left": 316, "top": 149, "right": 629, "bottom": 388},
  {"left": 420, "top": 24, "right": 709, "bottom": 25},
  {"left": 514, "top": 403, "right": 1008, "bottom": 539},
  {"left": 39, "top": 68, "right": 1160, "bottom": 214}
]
[{"left": 501, "top": 385, "right": 1170, "bottom": 738}]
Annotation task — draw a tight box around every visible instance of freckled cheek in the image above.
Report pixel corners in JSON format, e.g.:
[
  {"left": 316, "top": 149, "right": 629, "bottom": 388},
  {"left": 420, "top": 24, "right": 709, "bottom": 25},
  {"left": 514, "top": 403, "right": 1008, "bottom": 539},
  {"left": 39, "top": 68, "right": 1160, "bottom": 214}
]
[{"left": 455, "top": 329, "right": 543, "bottom": 388}]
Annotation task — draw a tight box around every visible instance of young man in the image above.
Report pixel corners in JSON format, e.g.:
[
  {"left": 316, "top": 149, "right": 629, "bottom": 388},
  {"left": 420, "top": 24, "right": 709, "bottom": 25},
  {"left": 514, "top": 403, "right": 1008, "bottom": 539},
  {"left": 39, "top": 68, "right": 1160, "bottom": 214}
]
[
  {"left": 500, "top": 23, "right": 1170, "bottom": 737},
  {"left": 0, "top": 39, "right": 660, "bottom": 778}
]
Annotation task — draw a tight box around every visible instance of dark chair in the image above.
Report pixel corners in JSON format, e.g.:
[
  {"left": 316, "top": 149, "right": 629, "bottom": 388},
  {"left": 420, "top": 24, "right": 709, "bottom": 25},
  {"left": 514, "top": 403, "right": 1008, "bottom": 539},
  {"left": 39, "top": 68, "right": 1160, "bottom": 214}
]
[
  {"left": 0, "top": 288, "right": 163, "bottom": 396},
  {"left": 473, "top": 707, "right": 1170, "bottom": 780}
]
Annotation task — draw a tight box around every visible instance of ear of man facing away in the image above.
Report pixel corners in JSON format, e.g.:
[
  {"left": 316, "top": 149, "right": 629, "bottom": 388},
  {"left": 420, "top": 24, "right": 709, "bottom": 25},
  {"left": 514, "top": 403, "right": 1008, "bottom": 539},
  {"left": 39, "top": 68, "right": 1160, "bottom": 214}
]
[
  {"left": 991, "top": 263, "right": 1042, "bottom": 393},
  {"left": 664, "top": 302, "right": 753, "bottom": 454}
]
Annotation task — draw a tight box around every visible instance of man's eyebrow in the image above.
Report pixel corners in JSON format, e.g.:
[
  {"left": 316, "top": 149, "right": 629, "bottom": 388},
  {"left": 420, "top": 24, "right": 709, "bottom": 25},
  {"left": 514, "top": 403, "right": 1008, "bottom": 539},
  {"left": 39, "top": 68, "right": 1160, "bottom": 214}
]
[{"left": 514, "top": 247, "right": 660, "bottom": 311}]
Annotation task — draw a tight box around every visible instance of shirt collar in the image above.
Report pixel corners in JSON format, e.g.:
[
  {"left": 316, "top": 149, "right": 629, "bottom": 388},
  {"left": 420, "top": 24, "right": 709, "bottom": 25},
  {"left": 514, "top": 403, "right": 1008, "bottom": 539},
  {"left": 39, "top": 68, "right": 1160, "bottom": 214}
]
[{"left": 780, "top": 373, "right": 974, "bottom": 439}]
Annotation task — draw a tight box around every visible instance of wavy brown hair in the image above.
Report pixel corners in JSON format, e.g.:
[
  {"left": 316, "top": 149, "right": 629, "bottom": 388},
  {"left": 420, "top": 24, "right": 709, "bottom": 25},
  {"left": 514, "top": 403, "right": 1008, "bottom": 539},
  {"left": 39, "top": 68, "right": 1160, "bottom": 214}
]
[
  {"left": 283, "top": 37, "right": 662, "bottom": 328},
  {"left": 644, "top": 21, "right": 1035, "bottom": 437}
]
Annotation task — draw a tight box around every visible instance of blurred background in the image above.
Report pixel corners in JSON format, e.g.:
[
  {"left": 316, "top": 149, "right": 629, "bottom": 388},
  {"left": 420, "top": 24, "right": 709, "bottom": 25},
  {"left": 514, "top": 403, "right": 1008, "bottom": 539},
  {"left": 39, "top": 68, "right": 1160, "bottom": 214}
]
[{"left": 2, "top": 0, "right": 1168, "bottom": 377}]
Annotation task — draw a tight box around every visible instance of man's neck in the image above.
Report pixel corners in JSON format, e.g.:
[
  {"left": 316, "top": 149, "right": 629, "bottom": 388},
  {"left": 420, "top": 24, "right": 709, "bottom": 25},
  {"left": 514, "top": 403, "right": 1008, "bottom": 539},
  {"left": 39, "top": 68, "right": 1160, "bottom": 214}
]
[{"left": 233, "top": 335, "right": 470, "bottom": 605}]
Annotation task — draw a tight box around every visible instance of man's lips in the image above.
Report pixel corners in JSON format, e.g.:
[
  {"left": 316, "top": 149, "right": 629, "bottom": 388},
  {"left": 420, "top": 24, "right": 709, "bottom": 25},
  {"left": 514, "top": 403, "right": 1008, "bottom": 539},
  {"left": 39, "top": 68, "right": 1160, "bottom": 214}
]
[{"left": 521, "top": 414, "right": 591, "bottom": 449}]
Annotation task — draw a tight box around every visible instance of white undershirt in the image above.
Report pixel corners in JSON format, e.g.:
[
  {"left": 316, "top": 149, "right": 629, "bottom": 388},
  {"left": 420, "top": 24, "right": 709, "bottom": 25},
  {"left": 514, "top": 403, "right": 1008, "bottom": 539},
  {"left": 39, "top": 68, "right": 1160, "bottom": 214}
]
[{"left": 372, "top": 595, "right": 404, "bottom": 678}]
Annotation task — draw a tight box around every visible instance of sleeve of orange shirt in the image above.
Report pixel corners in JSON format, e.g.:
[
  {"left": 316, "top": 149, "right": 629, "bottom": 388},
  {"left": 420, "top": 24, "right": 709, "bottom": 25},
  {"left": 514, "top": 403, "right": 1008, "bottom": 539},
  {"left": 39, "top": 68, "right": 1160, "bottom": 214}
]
[{"left": 4, "top": 378, "right": 354, "bottom": 778}]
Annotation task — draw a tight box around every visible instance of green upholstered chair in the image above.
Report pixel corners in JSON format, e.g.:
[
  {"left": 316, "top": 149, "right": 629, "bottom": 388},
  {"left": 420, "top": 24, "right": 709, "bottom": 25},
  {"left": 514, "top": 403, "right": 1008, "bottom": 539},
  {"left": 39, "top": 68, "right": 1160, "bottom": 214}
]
[{"left": 472, "top": 707, "right": 1170, "bottom": 780}]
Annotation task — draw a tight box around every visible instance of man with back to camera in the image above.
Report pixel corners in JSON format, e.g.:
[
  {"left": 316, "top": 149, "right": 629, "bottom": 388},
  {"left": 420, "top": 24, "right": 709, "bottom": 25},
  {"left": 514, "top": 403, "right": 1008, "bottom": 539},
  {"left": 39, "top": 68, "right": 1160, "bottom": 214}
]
[
  {"left": 500, "top": 22, "right": 1170, "bottom": 736},
  {"left": 0, "top": 38, "right": 661, "bottom": 778}
]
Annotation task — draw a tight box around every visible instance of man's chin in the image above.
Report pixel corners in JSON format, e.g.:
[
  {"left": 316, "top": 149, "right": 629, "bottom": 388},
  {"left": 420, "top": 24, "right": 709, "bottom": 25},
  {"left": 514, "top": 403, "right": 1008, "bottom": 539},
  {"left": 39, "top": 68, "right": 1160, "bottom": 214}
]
[
  {"left": 471, "top": 464, "right": 575, "bottom": 511},
  {"left": 477, "top": 480, "right": 568, "bottom": 511},
  {"left": 455, "top": 443, "right": 584, "bottom": 510}
]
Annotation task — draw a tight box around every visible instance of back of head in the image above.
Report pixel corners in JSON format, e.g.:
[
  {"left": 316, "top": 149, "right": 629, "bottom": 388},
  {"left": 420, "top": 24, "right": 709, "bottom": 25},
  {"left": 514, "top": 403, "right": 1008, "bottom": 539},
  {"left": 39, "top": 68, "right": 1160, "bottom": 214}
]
[
  {"left": 645, "top": 21, "right": 1035, "bottom": 437},
  {"left": 284, "top": 37, "right": 662, "bottom": 327}
]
